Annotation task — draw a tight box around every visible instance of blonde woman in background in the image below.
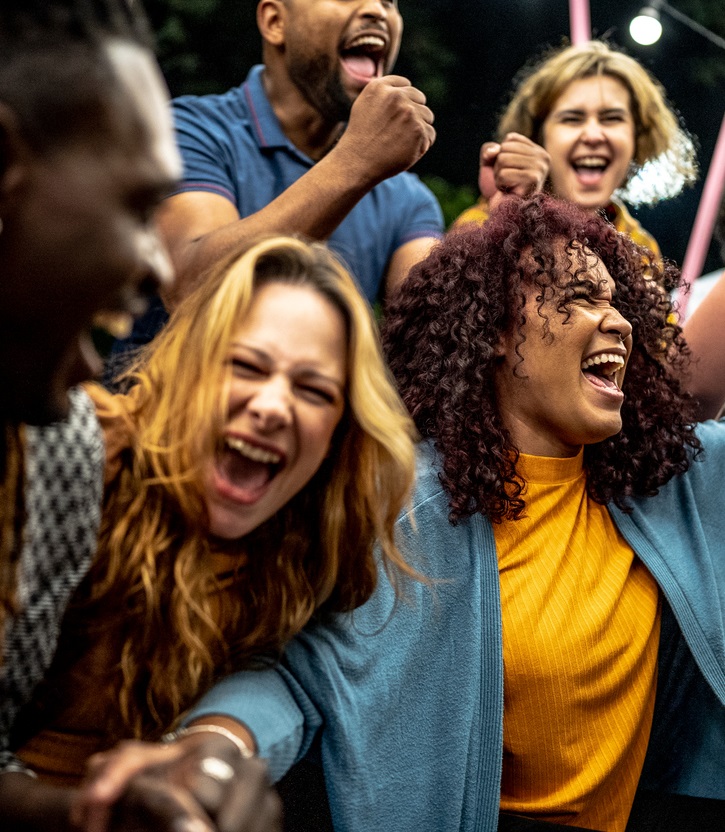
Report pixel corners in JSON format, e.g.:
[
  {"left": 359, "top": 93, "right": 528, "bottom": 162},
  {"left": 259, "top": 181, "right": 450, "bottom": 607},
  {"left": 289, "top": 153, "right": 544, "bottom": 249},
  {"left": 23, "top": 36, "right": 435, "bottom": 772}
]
[{"left": 454, "top": 40, "right": 697, "bottom": 258}]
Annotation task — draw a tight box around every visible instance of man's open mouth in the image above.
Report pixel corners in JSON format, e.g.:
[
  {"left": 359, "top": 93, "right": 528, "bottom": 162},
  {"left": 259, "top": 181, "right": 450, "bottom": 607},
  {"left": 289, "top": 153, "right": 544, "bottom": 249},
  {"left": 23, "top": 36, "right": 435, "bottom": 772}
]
[
  {"left": 340, "top": 31, "right": 388, "bottom": 83},
  {"left": 92, "top": 290, "right": 153, "bottom": 341},
  {"left": 92, "top": 310, "right": 136, "bottom": 340}
]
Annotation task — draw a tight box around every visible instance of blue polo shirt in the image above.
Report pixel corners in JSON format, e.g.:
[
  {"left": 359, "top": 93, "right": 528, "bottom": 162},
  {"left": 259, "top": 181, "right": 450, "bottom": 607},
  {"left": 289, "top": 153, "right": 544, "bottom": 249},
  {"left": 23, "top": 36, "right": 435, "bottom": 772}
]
[
  {"left": 173, "top": 65, "right": 443, "bottom": 300},
  {"left": 106, "top": 66, "right": 443, "bottom": 377}
]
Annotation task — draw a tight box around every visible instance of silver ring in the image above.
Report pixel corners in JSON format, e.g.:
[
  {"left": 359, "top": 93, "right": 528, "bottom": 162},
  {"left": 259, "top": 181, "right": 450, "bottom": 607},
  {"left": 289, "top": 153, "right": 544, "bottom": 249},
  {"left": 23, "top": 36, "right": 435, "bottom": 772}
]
[{"left": 199, "top": 755, "right": 235, "bottom": 782}]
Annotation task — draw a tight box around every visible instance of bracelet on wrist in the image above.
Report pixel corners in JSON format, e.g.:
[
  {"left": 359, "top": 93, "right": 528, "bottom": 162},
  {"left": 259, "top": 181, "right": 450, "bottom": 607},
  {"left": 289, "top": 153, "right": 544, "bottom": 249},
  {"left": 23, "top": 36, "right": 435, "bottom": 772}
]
[{"left": 161, "top": 723, "right": 254, "bottom": 760}]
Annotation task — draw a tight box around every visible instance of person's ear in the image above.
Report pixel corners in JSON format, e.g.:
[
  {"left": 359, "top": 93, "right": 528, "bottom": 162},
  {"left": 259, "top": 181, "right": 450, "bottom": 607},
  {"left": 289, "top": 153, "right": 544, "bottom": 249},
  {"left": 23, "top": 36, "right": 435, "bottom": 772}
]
[
  {"left": 257, "top": 0, "right": 287, "bottom": 48},
  {"left": 493, "top": 336, "right": 508, "bottom": 359},
  {"left": 0, "top": 103, "right": 31, "bottom": 215}
]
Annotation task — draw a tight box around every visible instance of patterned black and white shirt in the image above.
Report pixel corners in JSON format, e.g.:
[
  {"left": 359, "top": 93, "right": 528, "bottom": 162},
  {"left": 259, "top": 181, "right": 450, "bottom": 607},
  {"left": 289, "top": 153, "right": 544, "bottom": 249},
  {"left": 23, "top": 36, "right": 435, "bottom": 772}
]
[{"left": 0, "top": 388, "right": 104, "bottom": 774}]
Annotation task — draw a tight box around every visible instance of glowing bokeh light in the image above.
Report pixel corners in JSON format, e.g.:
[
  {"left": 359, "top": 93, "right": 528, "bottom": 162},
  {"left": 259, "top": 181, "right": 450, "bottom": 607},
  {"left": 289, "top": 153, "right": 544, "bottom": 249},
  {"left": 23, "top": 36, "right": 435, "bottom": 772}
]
[{"left": 630, "top": 10, "right": 663, "bottom": 45}]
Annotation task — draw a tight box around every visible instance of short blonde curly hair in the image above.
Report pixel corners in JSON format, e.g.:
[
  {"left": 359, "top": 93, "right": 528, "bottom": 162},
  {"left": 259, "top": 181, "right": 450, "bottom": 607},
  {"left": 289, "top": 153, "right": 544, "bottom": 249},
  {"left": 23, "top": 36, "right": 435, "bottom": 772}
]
[{"left": 498, "top": 41, "right": 697, "bottom": 204}]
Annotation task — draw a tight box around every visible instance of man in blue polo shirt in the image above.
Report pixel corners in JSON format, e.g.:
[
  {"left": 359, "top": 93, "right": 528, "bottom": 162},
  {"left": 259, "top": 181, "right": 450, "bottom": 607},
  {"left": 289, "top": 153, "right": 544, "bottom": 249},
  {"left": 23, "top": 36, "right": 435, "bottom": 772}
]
[{"left": 109, "top": 0, "right": 442, "bottom": 365}]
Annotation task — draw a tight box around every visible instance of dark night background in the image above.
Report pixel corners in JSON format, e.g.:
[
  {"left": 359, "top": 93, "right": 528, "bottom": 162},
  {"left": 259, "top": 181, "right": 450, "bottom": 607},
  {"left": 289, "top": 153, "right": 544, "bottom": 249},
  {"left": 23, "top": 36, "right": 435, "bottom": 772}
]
[{"left": 145, "top": 0, "right": 725, "bottom": 275}]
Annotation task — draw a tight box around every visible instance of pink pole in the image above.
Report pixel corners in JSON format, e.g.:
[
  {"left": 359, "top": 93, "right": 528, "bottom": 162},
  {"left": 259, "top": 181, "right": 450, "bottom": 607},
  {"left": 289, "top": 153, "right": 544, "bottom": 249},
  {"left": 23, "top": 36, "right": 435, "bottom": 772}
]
[
  {"left": 569, "top": 0, "right": 591, "bottom": 44},
  {"left": 676, "top": 112, "right": 725, "bottom": 320}
]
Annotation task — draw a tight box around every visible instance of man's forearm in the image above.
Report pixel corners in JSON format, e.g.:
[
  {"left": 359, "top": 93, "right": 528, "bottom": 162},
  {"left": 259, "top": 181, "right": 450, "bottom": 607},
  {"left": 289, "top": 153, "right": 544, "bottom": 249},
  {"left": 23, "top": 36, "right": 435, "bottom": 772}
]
[
  {"left": 160, "top": 74, "right": 435, "bottom": 308},
  {"left": 0, "top": 772, "right": 75, "bottom": 832},
  {"left": 162, "top": 147, "right": 376, "bottom": 306}
]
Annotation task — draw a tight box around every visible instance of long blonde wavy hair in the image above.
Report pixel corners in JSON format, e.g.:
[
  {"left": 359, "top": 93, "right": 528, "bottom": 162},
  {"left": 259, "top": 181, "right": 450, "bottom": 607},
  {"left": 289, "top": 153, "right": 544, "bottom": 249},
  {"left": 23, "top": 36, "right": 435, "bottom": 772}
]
[
  {"left": 82, "top": 237, "right": 417, "bottom": 738},
  {"left": 498, "top": 40, "right": 698, "bottom": 204}
]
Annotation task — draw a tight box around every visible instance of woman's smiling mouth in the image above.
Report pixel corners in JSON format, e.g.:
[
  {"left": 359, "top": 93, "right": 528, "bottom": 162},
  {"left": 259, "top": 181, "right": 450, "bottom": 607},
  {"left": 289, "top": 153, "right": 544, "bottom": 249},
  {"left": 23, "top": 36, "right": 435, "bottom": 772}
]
[
  {"left": 581, "top": 352, "right": 626, "bottom": 394},
  {"left": 214, "top": 436, "right": 286, "bottom": 504},
  {"left": 571, "top": 156, "right": 610, "bottom": 185}
]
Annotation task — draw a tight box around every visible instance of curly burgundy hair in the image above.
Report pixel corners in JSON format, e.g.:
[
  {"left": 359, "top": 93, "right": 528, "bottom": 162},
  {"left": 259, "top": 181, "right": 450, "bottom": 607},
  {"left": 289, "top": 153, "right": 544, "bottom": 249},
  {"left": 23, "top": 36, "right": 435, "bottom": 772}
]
[{"left": 383, "top": 194, "right": 700, "bottom": 522}]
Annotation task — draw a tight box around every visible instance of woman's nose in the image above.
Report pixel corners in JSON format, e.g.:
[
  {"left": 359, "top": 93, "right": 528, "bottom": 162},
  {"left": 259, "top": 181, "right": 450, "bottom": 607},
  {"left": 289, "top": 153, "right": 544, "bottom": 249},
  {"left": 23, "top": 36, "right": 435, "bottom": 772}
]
[
  {"left": 580, "top": 118, "right": 606, "bottom": 144},
  {"left": 247, "top": 377, "right": 293, "bottom": 432},
  {"left": 602, "top": 306, "right": 633, "bottom": 340}
]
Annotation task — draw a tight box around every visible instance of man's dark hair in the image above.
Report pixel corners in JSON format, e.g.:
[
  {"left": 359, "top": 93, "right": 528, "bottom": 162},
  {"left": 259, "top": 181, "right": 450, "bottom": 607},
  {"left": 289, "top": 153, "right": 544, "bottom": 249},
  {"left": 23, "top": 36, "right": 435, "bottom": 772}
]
[
  {"left": 383, "top": 194, "right": 701, "bottom": 523},
  {"left": 0, "top": 0, "right": 154, "bottom": 153}
]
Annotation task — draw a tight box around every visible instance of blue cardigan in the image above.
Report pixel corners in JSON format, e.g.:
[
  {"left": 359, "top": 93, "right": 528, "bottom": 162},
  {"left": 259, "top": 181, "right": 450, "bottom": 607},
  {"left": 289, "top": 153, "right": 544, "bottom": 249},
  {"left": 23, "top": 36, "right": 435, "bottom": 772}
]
[{"left": 189, "top": 421, "right": 725, "bottom": 831}]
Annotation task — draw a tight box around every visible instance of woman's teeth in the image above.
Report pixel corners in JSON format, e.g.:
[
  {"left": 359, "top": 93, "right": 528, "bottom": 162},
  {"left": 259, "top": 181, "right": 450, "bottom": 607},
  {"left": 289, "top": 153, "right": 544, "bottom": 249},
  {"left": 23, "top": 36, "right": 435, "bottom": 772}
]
[
  {"left": 581, "top": 353, "right": 625, "bottom": 378},
  {"left": 225, "top": 436, "right": 281, "bottom": 465},
  {"left": 573, "top": 156, "right": 608, "bottom": 172}
]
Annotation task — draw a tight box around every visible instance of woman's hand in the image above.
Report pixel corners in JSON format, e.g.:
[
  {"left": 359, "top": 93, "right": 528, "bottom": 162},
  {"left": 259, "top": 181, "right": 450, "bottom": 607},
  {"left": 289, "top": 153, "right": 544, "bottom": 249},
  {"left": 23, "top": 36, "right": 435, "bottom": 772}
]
[{"left": 479, "top": 133, "right": 550, "bottom": 212}]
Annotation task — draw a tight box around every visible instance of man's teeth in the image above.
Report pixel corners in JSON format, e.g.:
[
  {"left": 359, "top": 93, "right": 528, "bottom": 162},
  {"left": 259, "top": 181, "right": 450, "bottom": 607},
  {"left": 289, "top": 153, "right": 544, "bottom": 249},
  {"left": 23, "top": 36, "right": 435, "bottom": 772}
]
[
  {"left": 92, "top": 311, "right": 134, "bottom": 340},
  {"left": 346, "top": 35, "right": 386, "bottom": 50},
  {"left": 226, "top": 437, "right": 281, "bottom": 465},
  {"left": 581, "top": 354, "right": 625, "bottom": 373}
]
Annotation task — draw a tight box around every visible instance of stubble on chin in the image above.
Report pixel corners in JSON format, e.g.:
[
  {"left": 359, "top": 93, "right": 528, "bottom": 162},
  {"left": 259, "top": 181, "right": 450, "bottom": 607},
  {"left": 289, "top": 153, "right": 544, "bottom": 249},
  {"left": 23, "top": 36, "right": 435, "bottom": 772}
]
[{"left": 288, "top": 53, "right": 353, "bottom": 124}]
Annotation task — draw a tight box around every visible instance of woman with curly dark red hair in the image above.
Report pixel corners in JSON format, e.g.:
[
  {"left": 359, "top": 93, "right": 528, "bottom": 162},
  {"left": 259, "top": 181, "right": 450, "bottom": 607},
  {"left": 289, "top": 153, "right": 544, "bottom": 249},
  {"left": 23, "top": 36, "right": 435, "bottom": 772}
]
[
  {"left": 387, "top": 194, "right": 698, "bottom": 523},
  {"left": 383, "top": 193, "right": 721, "bottom": 830},
  {"left": 165, "top": 195, "right": 725, "bottom": 832}
]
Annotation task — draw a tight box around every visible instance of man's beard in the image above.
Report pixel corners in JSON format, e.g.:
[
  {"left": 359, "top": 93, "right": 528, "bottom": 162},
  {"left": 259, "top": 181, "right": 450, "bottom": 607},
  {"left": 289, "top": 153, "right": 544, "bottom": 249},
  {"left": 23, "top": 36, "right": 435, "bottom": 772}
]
[{"left": 288, "top": 52, "right": 353, "bottom": 125}]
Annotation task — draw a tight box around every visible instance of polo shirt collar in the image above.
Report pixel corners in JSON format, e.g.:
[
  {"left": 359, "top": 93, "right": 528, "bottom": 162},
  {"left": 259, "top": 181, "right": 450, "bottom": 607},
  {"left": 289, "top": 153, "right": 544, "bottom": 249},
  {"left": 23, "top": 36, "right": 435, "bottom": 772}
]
[{"left": 242, "top": 64, "right": 313, "bottom": 163}]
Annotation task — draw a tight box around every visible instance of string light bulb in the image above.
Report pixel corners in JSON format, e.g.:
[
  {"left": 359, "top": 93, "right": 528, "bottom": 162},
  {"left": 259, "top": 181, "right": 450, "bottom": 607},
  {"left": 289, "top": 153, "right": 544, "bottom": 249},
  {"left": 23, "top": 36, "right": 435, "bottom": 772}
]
[{"left": 630, "top": 7, "right": 663, "bottom": 45}]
